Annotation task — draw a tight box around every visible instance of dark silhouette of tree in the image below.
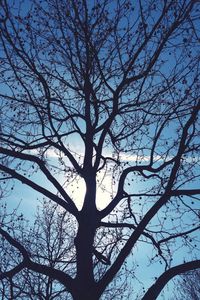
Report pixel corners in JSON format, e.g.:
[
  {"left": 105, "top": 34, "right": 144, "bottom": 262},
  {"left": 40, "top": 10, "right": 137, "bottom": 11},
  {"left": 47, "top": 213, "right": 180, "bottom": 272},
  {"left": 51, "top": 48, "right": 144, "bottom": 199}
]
[
  {"left": 0, "top": 0, "right": 200, "bottom": 299},
  {"left": 173, "top": 269, "right": 200, "bottom": 300}
]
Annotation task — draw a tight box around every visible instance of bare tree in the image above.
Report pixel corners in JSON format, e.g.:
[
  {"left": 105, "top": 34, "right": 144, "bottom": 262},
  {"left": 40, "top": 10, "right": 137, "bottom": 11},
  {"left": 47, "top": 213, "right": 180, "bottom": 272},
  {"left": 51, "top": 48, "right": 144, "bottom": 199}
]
[
  {"left": 0, "top": 0, "right": 200, "bottom": 299},
  {"left": 174, "top": 269, "right": 200, "bottom": 300},
  {"left": 0, "top": 201, "right": 74, "bottom": 299}
]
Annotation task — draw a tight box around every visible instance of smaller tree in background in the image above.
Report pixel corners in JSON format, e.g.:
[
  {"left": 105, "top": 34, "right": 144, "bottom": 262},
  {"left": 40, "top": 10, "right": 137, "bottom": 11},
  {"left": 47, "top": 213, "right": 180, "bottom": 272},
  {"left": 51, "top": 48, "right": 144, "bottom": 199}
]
[
  {"left": 174, "top": 269, "right": 200, "bottom": 300},
  {"left": 0, "top": 201, "right": 74, "bottom": 299}
]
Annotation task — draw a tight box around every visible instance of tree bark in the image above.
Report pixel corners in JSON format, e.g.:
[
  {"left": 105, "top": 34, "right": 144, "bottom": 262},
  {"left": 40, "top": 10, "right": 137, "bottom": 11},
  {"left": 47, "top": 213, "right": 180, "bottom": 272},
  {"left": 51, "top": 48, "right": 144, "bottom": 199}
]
[{"left": 73, "top": 172, "right": 99, "bottom": 299}]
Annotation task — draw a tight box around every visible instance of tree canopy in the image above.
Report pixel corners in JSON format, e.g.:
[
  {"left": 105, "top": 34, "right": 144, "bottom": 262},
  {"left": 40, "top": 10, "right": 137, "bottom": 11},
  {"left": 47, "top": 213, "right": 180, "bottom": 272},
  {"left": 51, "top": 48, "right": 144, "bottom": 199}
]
[{"left": 0, "top": 0, "right": 200, "bottom": 299}]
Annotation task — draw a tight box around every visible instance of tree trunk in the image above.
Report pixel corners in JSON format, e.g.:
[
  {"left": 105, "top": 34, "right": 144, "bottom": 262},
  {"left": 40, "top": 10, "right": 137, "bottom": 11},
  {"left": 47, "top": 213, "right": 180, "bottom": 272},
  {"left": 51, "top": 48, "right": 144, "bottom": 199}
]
[
  {"left": 73, "top": 172, "right": 99, "bottom": 300},
  {"left": 72, "top": 289, "right": 100, "bottom": 300},
  {"left": 75, "top": 217, "right": 95, "bottom": 288},
  {"left": 73, "top": 219, "right": 100, "bottom": 300}
]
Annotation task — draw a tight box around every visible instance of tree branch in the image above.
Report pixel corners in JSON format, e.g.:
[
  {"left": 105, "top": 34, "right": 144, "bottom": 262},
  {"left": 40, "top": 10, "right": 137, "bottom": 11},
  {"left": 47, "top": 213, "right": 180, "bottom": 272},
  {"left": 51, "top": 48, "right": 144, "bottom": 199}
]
[
  {"left": 0, "top": 147, "right": 78, "bottom": 214},
  {"left": 0, "top": 164, "right": 78, "bottom": 216},
  {"left": 142, "top": 260, "right": 200, "bottom": 300},
  {"left": 98, "top": 101, "right": 200, "bottom": 291}
]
